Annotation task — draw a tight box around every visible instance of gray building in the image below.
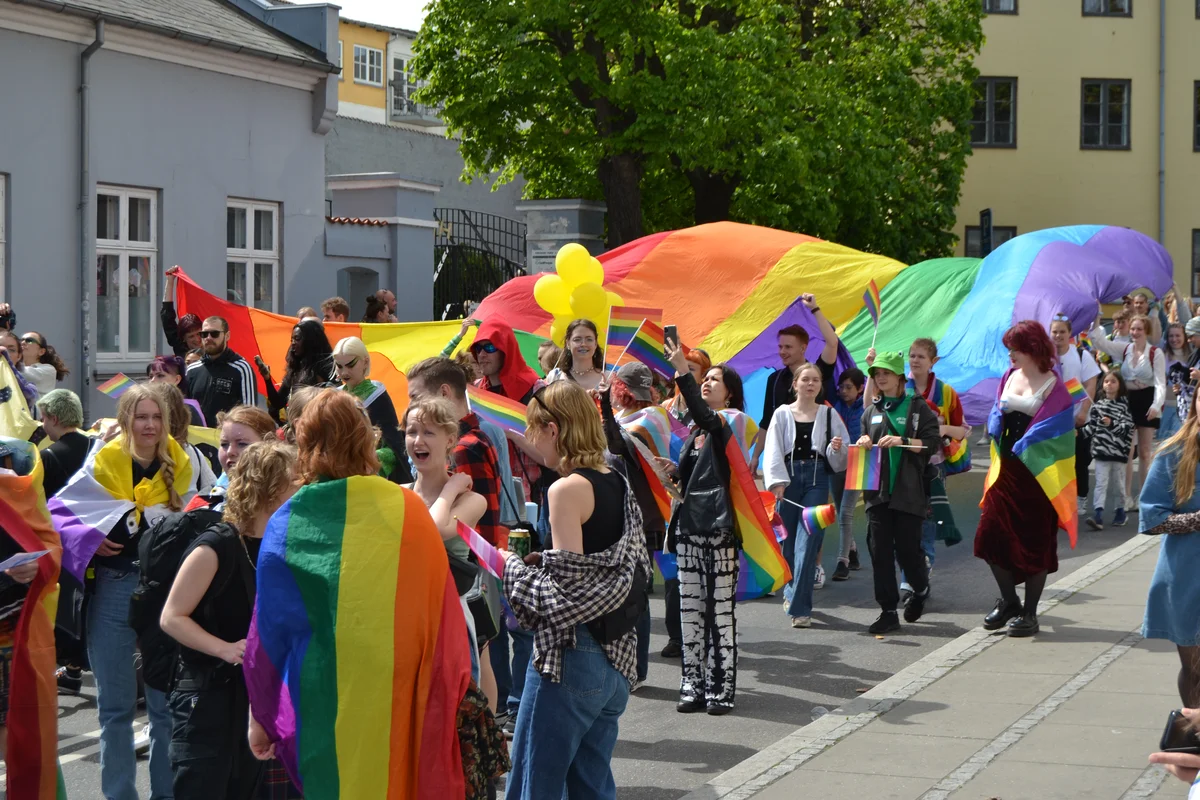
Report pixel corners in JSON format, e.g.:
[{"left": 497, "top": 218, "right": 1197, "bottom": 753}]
[{"left": 0, "top": 0, "right": 338, "bottom": 417}]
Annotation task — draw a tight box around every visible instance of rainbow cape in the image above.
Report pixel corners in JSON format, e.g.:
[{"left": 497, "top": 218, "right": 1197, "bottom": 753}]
[
  {"left": 983, "top": 371, "right": 1078, "bottom": 547},
  {"left": 717, "top": 410, "right": 791, "bottom": 600},
  {"left": 0, "top": 445, "right": 68, "bottom": 800},
  {"left": 244, "top": 477, "right": 471, "bottom": 798},
  {"left": 908, "top": 375, "right": 971, "bottom": 475},
  {"left": 620, "top": 406, "right": 684, "bottom": 523}
]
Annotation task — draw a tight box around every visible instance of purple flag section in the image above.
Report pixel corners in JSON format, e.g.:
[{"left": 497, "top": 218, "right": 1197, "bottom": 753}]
[
  {"left": 48, "top": 503, "right": 110, "bottom": 582},
  {"left": 726, "top": 296, "right": 857, "bottom": 382}
]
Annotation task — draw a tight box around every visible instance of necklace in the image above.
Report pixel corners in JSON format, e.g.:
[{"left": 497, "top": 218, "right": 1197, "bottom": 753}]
[{"left": 573, "top": 365, "right": 599, "bottom": 377}]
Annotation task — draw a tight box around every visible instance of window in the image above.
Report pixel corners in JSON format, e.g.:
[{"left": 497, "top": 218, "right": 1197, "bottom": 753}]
[
  {"left": 971, "top": 78, "right": 1017, "bottom": 147},
  {"left": 1081, "top": 79, "right": 1131, "bottom": 149},
  {"left": 983, "top": 0, "right": 1017, "bottom": 13},
  {"left": 964, "top": 225, "right": 1017, "bottom": 258},
  {"left": 392, "top": 56, "right": 413, "bottom": 114},
  {"left": 338, "top": 40, "right": 343, "bottom": 81},
  {"left": 226, "top": 200, "right": 279, "bottom": 312},
  {"left": 0, "top": 175, "right": 6, "bottom": 304},
  {"left": 353, "top": 44, "right": 383, "bottom": 86},
  {"left": 1083, "top": 0, "right": 1130, "bottom": 16},
  {"left": 1193, "top": 230, "right": 1200, "bottom": 296},
  {"left": 96, "top": 186, "right": 157, "bottom": 360}
]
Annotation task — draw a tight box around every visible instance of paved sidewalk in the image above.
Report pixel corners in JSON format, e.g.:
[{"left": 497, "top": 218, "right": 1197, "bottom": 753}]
[{"left": 682, "top": 533, "right": 1190, "bottom": 800}]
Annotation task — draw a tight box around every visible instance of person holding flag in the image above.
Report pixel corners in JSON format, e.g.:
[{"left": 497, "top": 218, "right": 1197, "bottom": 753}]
[{"left": 1048, "top": 314, "right": 1100, "bottom": 520}]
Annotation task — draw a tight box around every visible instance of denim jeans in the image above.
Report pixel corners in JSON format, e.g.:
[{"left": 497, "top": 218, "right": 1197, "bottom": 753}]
[
  {"left": 779, "top": 459, "right": 830, "bottom": 618},
  {"left": 490, "top": 623, "right": 535, "bottom": 717},
  {"left": 87, "top": 566, "right": 174, "bottom": 800},
  {"left": 506, "top": 625, "right": 630, "bottom": 800}
]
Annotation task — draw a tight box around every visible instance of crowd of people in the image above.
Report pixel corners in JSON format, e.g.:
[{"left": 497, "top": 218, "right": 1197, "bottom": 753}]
[{"left": 4, "top": 280, "right": 1200, "bottom": 799}]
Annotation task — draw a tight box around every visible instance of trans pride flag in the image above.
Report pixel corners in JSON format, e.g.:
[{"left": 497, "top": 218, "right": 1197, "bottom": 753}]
[{"left": 244, "top": 477, "right": 471, "bottom": 798}]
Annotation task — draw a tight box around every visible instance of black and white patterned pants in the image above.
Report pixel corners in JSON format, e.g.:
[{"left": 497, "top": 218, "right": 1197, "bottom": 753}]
[{"left": 677, "top": 529, "right": 739, "bottom": 706}]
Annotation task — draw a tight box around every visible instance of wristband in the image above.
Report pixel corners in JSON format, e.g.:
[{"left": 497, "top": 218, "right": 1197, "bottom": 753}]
[{"left": 810, "top": 306, "right": 821, "bottom": 313}]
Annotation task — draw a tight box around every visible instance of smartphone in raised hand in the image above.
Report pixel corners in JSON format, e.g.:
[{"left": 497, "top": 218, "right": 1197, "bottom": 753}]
[{"left": 664, "top": 325, "right": 679, "bottom": 356}]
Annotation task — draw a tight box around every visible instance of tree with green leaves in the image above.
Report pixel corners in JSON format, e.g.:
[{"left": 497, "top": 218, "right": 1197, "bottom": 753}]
[{"left": 415, "top": 0, "right": 982, "bottom": 262}]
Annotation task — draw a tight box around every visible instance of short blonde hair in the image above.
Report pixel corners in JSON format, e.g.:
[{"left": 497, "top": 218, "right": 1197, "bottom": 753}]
[
  {"left": 526, "top": 381, "right": 607, "bottom": 472},
  {"left": 224, "top": 440, "right": 297, "bottom": 531},
  {"left": 333, "top": 336, "right": 370, "bottom": 369}
]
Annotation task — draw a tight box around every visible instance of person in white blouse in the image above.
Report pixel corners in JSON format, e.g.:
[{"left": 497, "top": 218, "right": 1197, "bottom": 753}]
[
  {"left": 19, "top": 330, "right": 68, "bottom": 398},
  {"left": 1089, "top": 314, "right": 1166, "bottom": 506}
]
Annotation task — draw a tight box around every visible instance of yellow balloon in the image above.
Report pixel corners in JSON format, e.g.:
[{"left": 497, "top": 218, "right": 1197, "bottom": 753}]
[
  {"left": 550, "top": 314, "right": 573, "bottom": 347},
  {"left": 557, "top": 247, "right": 603, "bottom": 288},
  {"left": 569, "top": 282, "right": 608, "bottom": 321},
  {"left": 533, "top": 273, "right": 573, "bottom": 317},
  {"left": 606, "top": 291, "right": 624, "bottom": 309}
]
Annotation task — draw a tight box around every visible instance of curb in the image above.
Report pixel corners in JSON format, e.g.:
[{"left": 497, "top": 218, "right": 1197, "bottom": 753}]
[{"left": 679, "top": 533, "right": 1160, "bottom": 800}]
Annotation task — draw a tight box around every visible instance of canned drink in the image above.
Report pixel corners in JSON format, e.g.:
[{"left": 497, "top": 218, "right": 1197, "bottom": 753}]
[{"left": 509, "top": 529, "right": 531, "bottom": 558}]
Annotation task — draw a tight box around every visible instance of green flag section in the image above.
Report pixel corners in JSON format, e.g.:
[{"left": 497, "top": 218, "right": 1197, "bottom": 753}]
[
  {"left": 515, "top": 329, "right": 550, "bottom": 377},
  {"left": 840, "top": 258, "right": 983, "bottom": 364}
]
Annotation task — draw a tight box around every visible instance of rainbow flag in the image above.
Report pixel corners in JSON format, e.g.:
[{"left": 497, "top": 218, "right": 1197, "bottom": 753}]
[
  {"left": 96, "top": 372, "right": 134, "bottom": 398},
  {"left": 983, "top": 370, "right": 1078, "bottom": 547},
  {"left": 466, "top": 385, "right": 527, "bottom": 436},
  {"left": 0, "top": 446, "right": 68, "bottom": 800},
  {"left": 801, "top": 504, "right": 837, "bottom": 536},
  {"left": 1064, "top": 377, "right": 1086, "bottom": 405},
  {"left": 863, "top": 279, "right": 882, "bottom": 326},
  {"left": 606, "top": 306, "right": 663, "bottom": 365},
  {"left": 716, "top": 410, "right": 791, "bottom": 600},
  {"left": 845, "top": 444, "right": 882, "bottom": 492},
  {"left": 625, "top": 320, "right": 675, "bottom": 382},
  {"left": 244, "top": 477, "right": 472, "bottom": 797},
  {"left": 457, "top": 519, "right": 505, "bottom": 578}
]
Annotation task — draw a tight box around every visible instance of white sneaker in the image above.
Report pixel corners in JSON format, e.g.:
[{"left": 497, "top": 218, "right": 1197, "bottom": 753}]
[
  {"left": 630, "top": 679, "right": 645, "bottom": 694},
  {"left": 791, "top": 616, "right": 811, "bottom": 628},
  {"left": 814, "top": 565, "right": 826, "bottom": 590},
  {"left": 133, "top": 722, "right": 151, "bottom": 756}
]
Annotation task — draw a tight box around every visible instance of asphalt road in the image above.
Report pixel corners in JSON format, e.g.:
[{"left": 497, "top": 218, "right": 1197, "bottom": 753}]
[{"left": 11, "top": 444, "right": 1147, "bottom": 799}]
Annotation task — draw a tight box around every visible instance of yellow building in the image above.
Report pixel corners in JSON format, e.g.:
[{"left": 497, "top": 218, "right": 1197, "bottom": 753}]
[
  {"left": 954, "top": 0, "right": 1200, "bottom": 293},
  {"left": 335, "top": 18, "right": 391, "bottom": 123}
]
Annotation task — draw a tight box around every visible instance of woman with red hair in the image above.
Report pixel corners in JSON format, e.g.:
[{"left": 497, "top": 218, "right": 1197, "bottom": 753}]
[
  {"left": 664, "top": 348, "right": 712, "bottom": 429},
  {"left": 974, "top": 320, "right": 1072, "bottom": 637}
]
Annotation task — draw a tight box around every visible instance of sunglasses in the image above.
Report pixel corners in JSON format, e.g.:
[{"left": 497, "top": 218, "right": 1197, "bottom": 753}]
[
  {"left": 530, "top": 386, "right": 563, "bottom": 429},
  {"left": 19, "top": 337, "right": 40, "bottom": 346},
  {"left": 200, "top": 330, "right": 224, "bottom": 339},
  {"left": 1051, "top": 313, "right": 1071, "bottom": 323},
  {"left": 472, "top": 341, "right": 498, "bottom": 354}
]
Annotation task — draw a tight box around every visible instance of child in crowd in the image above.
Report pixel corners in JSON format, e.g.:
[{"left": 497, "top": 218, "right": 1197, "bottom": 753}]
[
  {"left": 830, "top": 368, "right": 865, "bottom": 580},
  {"left": 1084, "top": 371, "right": 1134, "bottom": 530},
  {"left": 902, "top": 339, "right": 969, "bottom": 598},
  {"left": 538, "top": 340, "right": 563, "bottom": 376}
]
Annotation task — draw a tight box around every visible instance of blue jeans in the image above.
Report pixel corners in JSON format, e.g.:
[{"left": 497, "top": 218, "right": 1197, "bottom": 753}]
[
  {"left": 506, "top": 625, "right": 629, "bottom": 800},
  {"left": 779, "top": 459, "right": 830, "bottom": 618},
  {"left": 1159, "top": 403, "right": 1182, "bottom": 440},
  {"left": 87, "top": 566, "right": 174, "bottom": 800},
  {"left": 490, "top": 623, "right": 534, "bottom": 717}
]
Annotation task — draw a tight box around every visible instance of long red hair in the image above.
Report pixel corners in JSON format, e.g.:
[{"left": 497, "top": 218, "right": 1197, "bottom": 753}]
[{"left": 1002, "top": 320, "right": 1056, "bottom": 373}]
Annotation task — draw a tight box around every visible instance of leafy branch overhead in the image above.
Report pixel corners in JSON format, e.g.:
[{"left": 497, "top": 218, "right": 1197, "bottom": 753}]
[{"left": 414, "top": 0, "right": 983, "bottom": 261}]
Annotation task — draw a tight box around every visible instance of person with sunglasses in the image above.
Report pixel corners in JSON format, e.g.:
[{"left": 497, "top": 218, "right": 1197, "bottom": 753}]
[
  {"left": 17, "top": 331, "right": 68, "bottom": 398},
  {"left": 185, "top": 316, "right": 258, "bottom": 427},
  {"left": 334, "top": 336, "right": 411, "bottom": 483}
]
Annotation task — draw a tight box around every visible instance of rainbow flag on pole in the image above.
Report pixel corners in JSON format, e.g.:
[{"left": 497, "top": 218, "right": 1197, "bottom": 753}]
[
  {"left": 845, "top": 445, "right": 882, "bottom": 492},
  {"left": 863, "top": 279, "right": 882, "bottom": 327},
  {"left": 244, "top": 477, "right": 472, "bottom": 797},
  {"left": 606, "top": 306, "right": 663, "bottom": 365},
  {"left": 801, "top": 504, "right": 837, "bottom": 536},
  {"left": 1064, "top": 377, "right": 1086, "bottom": 405},
  {"left": 97, "top": 373, "right": 134, "bottom": 399},
  {"left": 625, "top": 320, "right": 675, "bottom": 381},
  {"left": 466, "top": 385, "right": 527, "bottom": 436}
]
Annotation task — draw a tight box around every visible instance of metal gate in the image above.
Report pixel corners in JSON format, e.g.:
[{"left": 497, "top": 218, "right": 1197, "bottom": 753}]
[{"left": 433, "top": 209, "right": 526, "bottom": 320}]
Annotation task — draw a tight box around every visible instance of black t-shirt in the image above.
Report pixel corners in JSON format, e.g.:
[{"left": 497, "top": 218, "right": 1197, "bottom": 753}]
[
  {"left": 792, "top": 420, "right": 816, "bottom": 461},
  {"left": 760, "top": 358, "right": 837, "bottom": 430},
  {"left": 96, "top": 459, "right": 160, "bottom": 572},
  {"left": 178, "top": 527, "right": 256, "bottom": 668}
]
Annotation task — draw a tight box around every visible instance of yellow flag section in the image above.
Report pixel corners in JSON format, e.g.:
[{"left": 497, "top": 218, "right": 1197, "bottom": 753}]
[{"left": 0, "top": 356, "right": 39, "bottom": 442}]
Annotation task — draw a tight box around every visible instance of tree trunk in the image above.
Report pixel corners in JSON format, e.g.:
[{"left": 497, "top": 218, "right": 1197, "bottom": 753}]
[
  {"left": 598, "top": 153, "right": 644, "bottom": 247},
  {"left": 688, "top": 170, "right": 738, "bottom": 225}
]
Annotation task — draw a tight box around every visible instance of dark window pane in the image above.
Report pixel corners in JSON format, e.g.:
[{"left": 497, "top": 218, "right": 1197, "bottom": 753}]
[
  {"left": 1108, "top": 124, "right": 1126, "bottom": 146},
  {"left": 971, "top": 120, "right": 987, "bottom": 144},
  {"left": 993, "top": 122, "right": 1013, "bottom": 145},
  {"left": 97, "top": 194, "right": 119, "bottom": 240},
  {"left": 1083, "top": 83, "right": 1102, "bottom": 105},
  {"left": 1083, "top": 124, "right": 1102, "bottom": 146},
  {"left": 1083, "top": 102, "right": 1101, "bottom": 126}
]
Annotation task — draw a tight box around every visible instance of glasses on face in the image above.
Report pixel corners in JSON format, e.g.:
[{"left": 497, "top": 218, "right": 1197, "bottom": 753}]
[
  {"left": 200, "top": 330, "right": 223, "bottom": 339},
  {"left": 20, "top": 337, "right": 40, "bottom": 346},
  {"left": 472, "top": 341, "right": 498, "bottom": 355}
]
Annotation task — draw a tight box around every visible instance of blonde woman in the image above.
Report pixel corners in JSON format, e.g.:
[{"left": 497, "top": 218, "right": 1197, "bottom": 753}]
[
  {"left": 146, "top": 380, "right": 217, "bottom": 495},
  {"left": 160, "top": 440, "right": 298, "bottom": 800},
  {"left": 50, "top": 384, "right": 196, "bottom": 800},
  {"left": 334, "top": 336, "right": 410, "bottom": 482},
  {"left": 501, "top": 381, "right": 649, "bottom": 799}
]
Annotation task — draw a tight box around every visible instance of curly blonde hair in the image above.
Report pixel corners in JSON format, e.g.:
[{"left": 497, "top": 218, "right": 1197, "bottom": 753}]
[
  {"left": 526, "top": 381, "right": 607, "bottom": 472},
  {"left": 224, "top": 440, "right": 298, "bottom": 532},
  {"left": 116, "top": 385, "right": 182, "bottom": 511}
]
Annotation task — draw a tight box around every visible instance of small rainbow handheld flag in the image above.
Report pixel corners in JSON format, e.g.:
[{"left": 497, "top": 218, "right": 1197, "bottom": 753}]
[
  {"left": 801, "top": 504, "right": 837, "bottom": 537},
  {"left": 625, "top": 320, "right": 675, "bottom": 381},
  {"left": 466, "top": 385, "right": 527, "bottom": 436},
  {"left": 845, "top": 444, "right": 882, "bottom": 492},
  {"left": 863, "top": 279, "right": 882, "bottom": 327},
  {"left": 97, "top": 373, "right": 134, "bottom": 399},
  {"left": 457, "top": 519, "right": 506, "bottom": 578},
  {"left": 1064, "top": 377, "right": 1086, "bottom": 405},
  {"left": 606, "top": 306, "right": 663, "bottom": 365}
]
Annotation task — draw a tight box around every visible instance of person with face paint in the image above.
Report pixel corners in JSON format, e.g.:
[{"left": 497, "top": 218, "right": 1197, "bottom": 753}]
[
  {"left": 334, "top": 336, "right": 411, "bottom": 484},
  {"left": 545, "top": 319, "right": 606, "bottom": 392},
  {"left": 855, "top": 351, "right": 940, "bottom": 635}
]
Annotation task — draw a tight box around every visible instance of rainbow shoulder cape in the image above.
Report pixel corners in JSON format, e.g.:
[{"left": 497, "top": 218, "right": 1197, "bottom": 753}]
[
  {"left": 244, "top": 476, "right": 472, "bottom": 799},
  {"left": 0, "top": 445, "right": 68, "bottom": 799},
  {"left": 909, "top": 375, "right": 971, "bottom": 475},
  {"left": 982, "top": 370, "right": 1078, "bottom": 547}
]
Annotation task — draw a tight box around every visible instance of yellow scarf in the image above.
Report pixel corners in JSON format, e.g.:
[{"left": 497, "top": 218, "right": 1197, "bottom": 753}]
[{"left": 93, "top": 436, "right": 194, "bottom": 526}]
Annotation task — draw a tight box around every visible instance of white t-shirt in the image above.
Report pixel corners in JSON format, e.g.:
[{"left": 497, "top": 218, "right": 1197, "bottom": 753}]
[{"left": 1058, "top": 346, "right": 1100, "bottom": 387}]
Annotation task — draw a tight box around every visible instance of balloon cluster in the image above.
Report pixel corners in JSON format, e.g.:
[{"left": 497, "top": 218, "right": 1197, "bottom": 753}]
[{"left": 532, "top": 243, "right": 623, "bottom": 346}]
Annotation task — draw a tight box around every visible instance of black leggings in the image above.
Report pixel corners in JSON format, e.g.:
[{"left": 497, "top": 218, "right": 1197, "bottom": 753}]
[{"left": 1075, "top": 427, "right": 1092, "bottom": 500}]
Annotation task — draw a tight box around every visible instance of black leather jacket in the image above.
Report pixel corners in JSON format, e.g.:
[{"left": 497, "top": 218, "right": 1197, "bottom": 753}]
[{"left": 668, "top": 373, "right": 737, "bottom": 546}]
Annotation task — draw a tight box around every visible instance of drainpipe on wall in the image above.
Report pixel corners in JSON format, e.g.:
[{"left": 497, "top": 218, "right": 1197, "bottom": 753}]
[
  {"left": 79, "top": 20, "right": 104, "bottom": 421},
  {"left": 1157, "top": 0, "right": 1165, "bottom": 246}
]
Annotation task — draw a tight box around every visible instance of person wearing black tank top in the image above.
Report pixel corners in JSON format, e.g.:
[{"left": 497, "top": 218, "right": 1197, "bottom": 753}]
[{"left": 500, "top": 381, "right": 650, "bottom": 800}]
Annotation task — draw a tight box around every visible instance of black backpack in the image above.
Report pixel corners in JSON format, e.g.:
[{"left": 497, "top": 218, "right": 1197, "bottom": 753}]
[{"left": 127, "top": 508, "right": 238, "bottom": 691}]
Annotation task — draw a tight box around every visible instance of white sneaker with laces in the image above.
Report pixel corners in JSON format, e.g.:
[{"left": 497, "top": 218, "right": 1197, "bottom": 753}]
[
  {"left": 814, "top": 565, "right": 826, "bottom": 590},
  {"left": 133, "top": 722, "right": 151, "bottom": 755},
  {"left": 791, "top": 616, "right": 811, "bottom": 628}
]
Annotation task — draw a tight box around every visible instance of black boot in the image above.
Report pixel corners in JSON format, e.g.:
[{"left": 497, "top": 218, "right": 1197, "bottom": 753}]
[
  {"left": 983, "top": 598, "right": 1023, "bottom": 631},
  {"left": 1008, "top": 614, "right": 1040, "bottom": 638},
  {"left": 677, "top": 696, "right": 706, "bottom": 713}
]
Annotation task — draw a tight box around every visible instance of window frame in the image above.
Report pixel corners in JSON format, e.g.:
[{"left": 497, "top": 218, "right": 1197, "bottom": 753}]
[
  {"left": 1080, "top": 78, "right": 1132, "bottom": 151},
  {"left": 1082, "top": 0, "right": 1131, "bottom": 17},
  {"left": 338, "top": 40, "right": 343, "bottom": 81},
  {"left": 982, "top": 0, "right": 1018, "bottom": 14},
  {"left": 95, "top": 185, "right": 158, "bottom": 363},
  {"left": 226, "top": 199, "right": 280, "bottom": 313},
  {"left": 971, "top": 77, "right": 1018, "bottom": 149},
  {"left": 964, "top": 225, "right": 1017, "bottom": 258},
  {"left": 1193, "top": 230, "right": 1200, "bottom": 296},
  {"left": 353, "top": 44, "right": 384, "bottom": 87},
  {"left": 0, "top": 175, "right": 6, "bottom": 304},
  {"left": 1194, "top": 81, "right": 1200, "bottom": 152}
]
